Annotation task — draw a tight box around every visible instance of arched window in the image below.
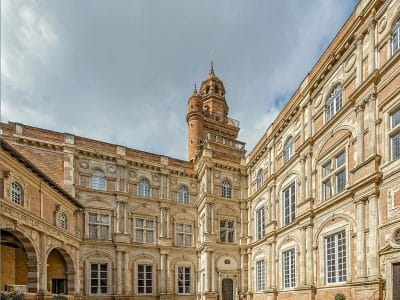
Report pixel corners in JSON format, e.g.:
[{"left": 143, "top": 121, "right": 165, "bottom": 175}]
[
  {"left": 178, "top": 185, "right": 189, "bottom": 204},
  {"left": 325, "top": 85, "right": 343, "bottom": 121},
  {"left": 392, "top": 17, "right": 400, "bottom": 55},
  {"left": 257, "top": 169, "right": 264, "bottom": 191},
  {"left": 138, "top": 178, "right": 151, "bottom": 198},
  {"left": 221, "top": 180, "right": 232, "bottom": 198},
  {"left": 91, "top": 170, "right": 106, "bottom": 191},
  {"left": 283, "top": 137, "right": 294, "bottom": 163},
  {"left": 59, "top": 212, "right": 67, "bottom": 229},
  {"left": 11, "top": 182, "right": 23, "bottom": 205}
]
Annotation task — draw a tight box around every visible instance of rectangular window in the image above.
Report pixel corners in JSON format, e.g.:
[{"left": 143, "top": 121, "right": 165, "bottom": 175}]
[
  {"left": 325, "top": 231, "right": 347, "bottom": 283},
  {"left": 88, "top": 213, "right": 110, "bottom": 240},
  {"left": 135, "top": 219, "right": 154, "bottom": 243},
  {"left": 321, "top": 150, "right": 347, "bottom": 200},
  {"left": 90, "top": 263, "right": 107, "bottom": 294},
  {"left": 283, "top": 249, "right": 296, "bottom": 289},
  {"left": 220, "top": 220, "right": 234, "bottom": 243},
  {"left": 283, "top": 182, "right": 296, "bottom": 226},
  {"left": 137, "top": 264, "right": 153, "bottom": 294},
  {"left": 178, "top": 266, "right": 191, "bottom": 294},
  {"left": 256, "top": 259, "right": 265, "bottom": 291},
  {"left": 256, "top": 207, "right": 265, "bottom": 240},
  {"left": 390, "top": 108, "right": 400, "bottom": 161},
  {"left": 176, "top": 224, "right": 193, "bottom": 247}
]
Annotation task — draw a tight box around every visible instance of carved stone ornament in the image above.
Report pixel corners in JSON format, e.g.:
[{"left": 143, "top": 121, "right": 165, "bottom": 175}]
[
  {"left": 128, "top": 170, "right": 137, "bottom": 178},
  {"left": 314, "top": 94, "right": 323, "bottom": 108},
  {"left": 108, "top": 165, "right": 117, "bottom": 174},
  {"left": 79, "top": 160, "right": 89, "bottom": 169},
  {"left": 394, "top": 229, "right": 400, "bottom": 245},
  {"left": 276, "top": 141, "right": 282, "bottom": 151},
  {"left": 378, "top": 17, "right": 387, "bottom": 33},
  {"left": 214, "top": 171, "right": 220, "bottom": 179},
  {"left": 344, "top": 54, "right": 356, "bottom": 73}
]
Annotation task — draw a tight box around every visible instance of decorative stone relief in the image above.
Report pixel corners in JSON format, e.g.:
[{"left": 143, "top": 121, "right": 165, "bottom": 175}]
[
  {"left": 314, "top": 94, "right": 323, "bottom": 109},
  {"left": 108, "top": 165, "right": 116, "bottom": 174},
  {"left": 152, "top": 175, "right": 159, "bottom": 182},
  {"left": 276, "top": 141, "right": 282, "bottom": 152},
  {"left": 128, "top": 170, "right": 137, "bottom": 179},
  {"left": 79, "top": 160, "right": 89, "bottom": 169},
  {"left": 344, "top": 54, "right": 356, "bottom": 73},
  {"left": 214, "top": 171, "right": 220, "bottom": 179},
  {"left": 378, "top": 17, "right": 387, "bottom": 33}
]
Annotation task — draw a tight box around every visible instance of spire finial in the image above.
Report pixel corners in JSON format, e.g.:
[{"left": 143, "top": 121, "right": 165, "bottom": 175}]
[
  {"left": 210, "top": 61, "right": 215, "bottom": 75},
  {"left": 193, "top": 83, "right": 198, "bottom": 94}
]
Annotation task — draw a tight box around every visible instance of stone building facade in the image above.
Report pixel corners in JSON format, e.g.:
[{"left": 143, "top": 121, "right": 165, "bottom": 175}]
[{"left": 1, "top": 0, "right": 400, "bottom": 299}]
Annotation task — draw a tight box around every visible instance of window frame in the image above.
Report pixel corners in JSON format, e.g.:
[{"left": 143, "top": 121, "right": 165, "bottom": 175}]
[
  {"left": 177, "top": 266, "right": 192, "bottom": 295},
  {"left": 283, "top": 137, "right": 294, "bottom": 164},
  {"left": 134, "top": 217, "right": 155, "bottom": 244},
  {"left": 221, "top": 180, "right": 232, "bottom": 198},
  {"left": 256, "top": 169, "right": 264, "bottom": 191},
  {"left": 389, "top": 106, "right": 400, "bottom": 161},
  {"left": 325, "top": 85, "right": 343, "bottom": 122},
  {"left": 255, "top": 259, "right": 266, "bottom": 292},
  {"left": 138, "top": 178, "right": 151, "bottom": 198},
  {"left": 325, "top": 230, "right": 347, "bottom": 284},
  {"left": 11, "top": 181, "right": 24, "bottom": 206},
  {"left": 89, "top": 263, "right": 108, "bottom": 295},
  {"left": 175, "top": 223, "right": 193, "bottom": 247},
  {"left": 255, "top": 207, "right": 265, "bottom": 240},
  {"left": 320, "top": 148, "right": 348, "bottom": 201},
  {"left": 282, "top": 247, "right": 296, "bottom": 289},
  {"left": 87, "top": 212, "right": 111, "bottom": 240},
  {"left": 219, "top": 219, "right": 235, "bottom": 243},
  {"left": 178, "top": 185, "right": 189, "bottom": 204},
  {"left": 91, "top": 170, "right": 106, "bottom": 191},
  {"left": 59, "top": 212, "right": 68, "bottom": 230},
  {"left": 392, "top": 17, "right": 400, "bottom": 55},
  {"left": 282, "top": 181, "right": 296, "bottom": 226},
  {"left": 137, "top": 264, "right": 154, "bottom": 295}
]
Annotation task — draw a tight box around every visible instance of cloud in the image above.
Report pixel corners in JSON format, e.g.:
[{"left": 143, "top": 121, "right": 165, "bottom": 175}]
[{"left": 1, "top": 0, "right": 356, "bottom": 160}]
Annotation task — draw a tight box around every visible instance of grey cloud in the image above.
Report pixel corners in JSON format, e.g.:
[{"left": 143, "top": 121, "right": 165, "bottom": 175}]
[{"left": 1, "top": 0, "right": 356, "bottom": 160}]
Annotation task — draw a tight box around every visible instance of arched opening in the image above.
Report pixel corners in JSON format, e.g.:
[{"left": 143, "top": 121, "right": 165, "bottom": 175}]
[
  {"left": 47, "top": 248, "right": 75, "bottom": 295},
  {"left": 0, "top": 229, "right": 38, "bottom": 293}
]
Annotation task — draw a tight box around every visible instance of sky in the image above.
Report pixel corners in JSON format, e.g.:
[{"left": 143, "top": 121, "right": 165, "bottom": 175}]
[{"left": 1, "top": 0, "right": 357, "bottom": 160}]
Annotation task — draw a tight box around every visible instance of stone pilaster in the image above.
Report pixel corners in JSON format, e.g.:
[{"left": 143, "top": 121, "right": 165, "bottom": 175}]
[
  {"left": 356, "top": 199, "right": 367, "bottom": 279},
  {"left": 368, "top": 193, "right": 380, "bottom": 279}
]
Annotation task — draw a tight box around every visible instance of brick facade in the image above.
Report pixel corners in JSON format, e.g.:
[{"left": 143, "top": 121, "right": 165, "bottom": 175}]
[{"left": 1, "top": 0, "right": 400, "bottom": 299}]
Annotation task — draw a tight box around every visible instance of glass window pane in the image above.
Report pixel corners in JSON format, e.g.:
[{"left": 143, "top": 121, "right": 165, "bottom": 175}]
[
  {"left": 89, "top": 213, "right": 97, "bottom": 222},
  {"left": 89, "top": 225, "right": 97, "bottom": 239},
  {"left": 392, "top": 132, "right": 400, "bottom": 161},
  {"left": 336, "top": 171, "right": 346, "bottom": 193},
  {"left": 100, "top": 226, "right": 109, "bottom": 239},
  {"left": 336, "top": 151, "right": 346, "bottom": 167}
]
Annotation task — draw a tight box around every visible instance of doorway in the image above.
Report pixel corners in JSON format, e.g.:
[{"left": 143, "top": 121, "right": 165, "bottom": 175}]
[{"left": 222, "top": 279, "right": 233, "bottom": 300}]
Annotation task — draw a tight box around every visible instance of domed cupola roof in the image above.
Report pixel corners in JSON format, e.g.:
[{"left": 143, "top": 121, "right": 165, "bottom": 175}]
[{"left": 200, "top": 62, "right": 226, "bottom": 97}]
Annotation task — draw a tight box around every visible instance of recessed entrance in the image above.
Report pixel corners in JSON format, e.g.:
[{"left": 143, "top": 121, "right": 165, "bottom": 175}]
[
  {"left": 222, "top": 278, "right": 233, "bottom": 300},
  {"left": 0, "top": 229, "right": 38, "bottom": 293},
  {"left": 47, "top": 249, "right": 68, "bottom": 294}
]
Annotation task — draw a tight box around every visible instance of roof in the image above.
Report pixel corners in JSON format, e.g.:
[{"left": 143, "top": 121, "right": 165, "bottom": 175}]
[{"left": 1, "top": 139, "right": 83, "bottom": 208}]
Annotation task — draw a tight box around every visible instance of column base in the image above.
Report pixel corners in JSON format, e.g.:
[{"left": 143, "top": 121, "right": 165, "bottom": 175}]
[{"left": 203, "top": 291, "right": 218, "bottom": 300}]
